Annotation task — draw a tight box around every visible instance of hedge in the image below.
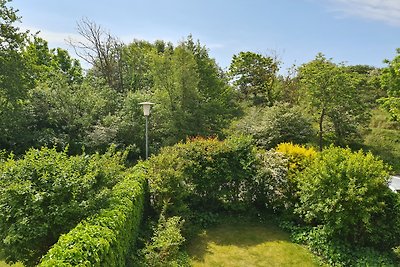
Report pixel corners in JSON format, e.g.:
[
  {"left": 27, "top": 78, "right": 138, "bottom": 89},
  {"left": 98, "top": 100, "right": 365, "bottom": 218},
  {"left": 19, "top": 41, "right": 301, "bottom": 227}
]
[
  {"left": 145, "top": 135, "right": 258, "bottom": 215},
  {"left": 38, "top": 165, "right": 147, "bottom": 267}
]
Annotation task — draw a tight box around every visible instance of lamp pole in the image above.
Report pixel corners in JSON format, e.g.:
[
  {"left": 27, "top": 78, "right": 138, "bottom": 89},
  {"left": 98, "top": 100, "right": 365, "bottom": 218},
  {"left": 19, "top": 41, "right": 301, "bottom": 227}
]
[{"left": 139, "top": 102, "right": 154, "bottom": 159}]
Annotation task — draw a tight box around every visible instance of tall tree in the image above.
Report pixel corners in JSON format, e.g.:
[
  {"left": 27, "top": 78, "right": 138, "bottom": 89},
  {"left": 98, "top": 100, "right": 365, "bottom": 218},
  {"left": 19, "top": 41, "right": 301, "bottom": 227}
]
[
  {"left": 0, "top": 0, "right": 32, "bottom": 151},
  {"left": 68, "top": 18, "right": 124, "bottom": 92},
  {"left": 298, "top": 54, "right": 368, "bottom": 150},
  {"left": 229, "top": 51, "right": 279, "bottom": 106}
]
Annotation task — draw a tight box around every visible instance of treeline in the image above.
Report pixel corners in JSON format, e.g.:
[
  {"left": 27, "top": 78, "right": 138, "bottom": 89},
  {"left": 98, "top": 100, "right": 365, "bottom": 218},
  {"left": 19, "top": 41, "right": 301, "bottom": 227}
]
[{"left": 1, "top": 0, "right": 400, "bottom": 162}]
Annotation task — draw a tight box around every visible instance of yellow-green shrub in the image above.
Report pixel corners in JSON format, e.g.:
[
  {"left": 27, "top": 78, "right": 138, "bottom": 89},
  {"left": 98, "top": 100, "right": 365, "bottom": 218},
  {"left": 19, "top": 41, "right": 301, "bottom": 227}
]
[
  {"left": 274, "top": 142, "right": 317, "bottom": 211},
  {"left": 276, "top": 142, "right": 317, "bottom": 173}
]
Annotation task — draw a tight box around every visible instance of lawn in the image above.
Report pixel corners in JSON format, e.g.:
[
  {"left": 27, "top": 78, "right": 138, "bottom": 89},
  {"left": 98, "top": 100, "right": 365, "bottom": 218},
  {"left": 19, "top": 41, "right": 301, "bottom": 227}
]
[
  {"left": 187, "top": 217, "right": 321, "bottom": 267},
  {"left": 0, "top": 262, "right": 22, "bottom": 267}
]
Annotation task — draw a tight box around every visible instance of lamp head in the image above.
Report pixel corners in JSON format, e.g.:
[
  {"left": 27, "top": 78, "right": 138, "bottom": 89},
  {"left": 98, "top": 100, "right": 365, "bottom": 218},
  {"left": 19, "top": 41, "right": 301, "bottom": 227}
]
[{"left": 139, "top": 102, "right": 155, "bottom": 116}]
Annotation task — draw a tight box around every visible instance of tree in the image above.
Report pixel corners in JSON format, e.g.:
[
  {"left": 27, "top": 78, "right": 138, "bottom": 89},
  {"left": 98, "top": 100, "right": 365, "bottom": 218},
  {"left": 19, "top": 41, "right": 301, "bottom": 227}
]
[
  {"left": 229, "top": 51, "right": 279, "bottom": 106},
  {"left": 229, "top": 102, "right": 314, "bottom": 149},
  {"left": 379, "top": 48, "right": 400, "bottom": 120},
  {"left": 68, "top": 18, "right": 124, "bottom": 92},
  {"left": 26, "top": 74, "right": 119, "bottom": 154},
  {"left": 0, "top": 0, "right": 33, "bottom": 152},
  {"left": 298, "top": 54, "right": 368, "bottom": 150},
  {"left": 24, "top": 36, "right": 83, "bottom": 84}
]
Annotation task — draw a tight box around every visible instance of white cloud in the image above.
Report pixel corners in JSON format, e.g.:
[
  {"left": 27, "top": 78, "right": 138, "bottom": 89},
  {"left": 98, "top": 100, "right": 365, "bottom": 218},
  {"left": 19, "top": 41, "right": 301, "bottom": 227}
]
[
  {"left": 327, "top": 0, "right": 400, "bottom": 26},
  {"left": 19, "top": 25, "right": 83, "bottom": 47}
]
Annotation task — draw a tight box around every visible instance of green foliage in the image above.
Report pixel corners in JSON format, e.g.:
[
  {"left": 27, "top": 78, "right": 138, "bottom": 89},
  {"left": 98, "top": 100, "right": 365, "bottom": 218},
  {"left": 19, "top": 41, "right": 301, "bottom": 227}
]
[
  {"left": 145, "top": 135, "right": 258, "bottom": 217},
  {"left": 274, "top": 143, "right": 317, "bottom": 212},
  {"left": 149, "top": 39, "right": 239, "bottom": 149},
  {"left": 299, "top": 54, "right": 369, "bottom": 149},
  {"left": 229, "top": 103, "right": 314, "bottom": 149},
  {"left": 380, "top": 48, "right": 400, "bottom": 120},
  {"left": 296, "top": 146, "right": 400, "bottom": 249},
  {"left": 39, "top": 165, "right": 146, "bottom": 267},
  {"left": 0, "top": 146, "right": 128, "bottom": 266},
  {"left": 27, "top": 74, "right": 119, "bottom": 153},
  {"left": 287, "top": 225, "right": 399, "bottom": 266},
  {"left": 0, "top": 0, "right": 32, "bottom": 152},
  {"left": 275, "top": 142, "right": 317, "bottom": 173},
  {"left": 229, "top": 51, "right": 279, "bottom": 106},
  {"left": 362, "top": 108, "right": 400, "bottom": 173},
  {"left": 252, "top": 150, "right": 288, "bottom": 211},
  {"left": 140, "top": 214, "right": 189, "bottom": 267},
  {"left": 23, "top": 36, "right": 83, "bottom": 84}
]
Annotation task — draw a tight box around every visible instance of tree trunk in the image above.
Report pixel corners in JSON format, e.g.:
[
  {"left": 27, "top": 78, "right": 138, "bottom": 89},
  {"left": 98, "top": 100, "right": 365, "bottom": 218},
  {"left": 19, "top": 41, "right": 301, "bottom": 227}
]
[{"left": 319, "top": 107, "right": 325, "bottom": 151}]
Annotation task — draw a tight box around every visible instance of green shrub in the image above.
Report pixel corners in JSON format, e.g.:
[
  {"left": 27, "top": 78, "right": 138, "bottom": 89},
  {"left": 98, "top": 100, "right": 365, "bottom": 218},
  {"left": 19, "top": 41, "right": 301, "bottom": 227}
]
[
  {"left": 140, "top": 214, "right": 189, "bottom": 267},
  {"left": 275, "top": 143, "right": 317, "bottom": 212},
  {"left": 289, "top": 225, "right": 399, "bottom": 266},
  {"left": 252, "top": 150, "right": 288, "bottom": 211},
  {"left": 38, "top": 165, "right": 146, "bottom": 267},
  {"left": 229, "top": 103, "right": 314, "bottom": 149},
  {"left": 145, "top": 135, "right": 258, "bottom": 216},
  {"left": 296, "top": 146, "right": 400, "bottom": 249},
  {"left": 275, "top": 142, "right": 317, "bottom": 173},
  {"left": 0, "top": 146, "right": 127, "bottom": 266}
]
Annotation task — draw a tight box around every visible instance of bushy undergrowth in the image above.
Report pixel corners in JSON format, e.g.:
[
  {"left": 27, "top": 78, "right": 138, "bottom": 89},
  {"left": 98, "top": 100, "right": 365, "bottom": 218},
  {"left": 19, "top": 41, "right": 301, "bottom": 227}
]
[
  {"left": 282, "top": 222, "right": 399, "bottom": 266},
  {"left": 139, "top": 213, "right": 189, "bottom": 267},
  {"left": 0, "top": 146, "right": 128, "bottom": 266}
]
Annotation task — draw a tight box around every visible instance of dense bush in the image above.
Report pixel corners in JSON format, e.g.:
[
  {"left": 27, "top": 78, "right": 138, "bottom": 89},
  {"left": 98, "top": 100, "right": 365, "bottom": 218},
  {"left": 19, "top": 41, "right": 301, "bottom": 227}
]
[
  {"left": 296, "top": 146, "right": 400, "bottom": 249},
  {"left": 252, "top": 150, "right": 288, "bottom": 211},
  {"left": 285, "top": 224, "right": 399, "bottom": 266},
  {"left": 0, "top": 146, "right": 128, "bottom": 266},
  {"left": 39, "top": 165, "right": 146, "bottom": 266},
  {"left": 229, "top": 103, "right": 314, "bottom": 149},
  {"left": 275, "top": 142, "right": 317, "bottom": 173},
  {"left": 145, "top": 135, "right": 258, "bottom": 216}
]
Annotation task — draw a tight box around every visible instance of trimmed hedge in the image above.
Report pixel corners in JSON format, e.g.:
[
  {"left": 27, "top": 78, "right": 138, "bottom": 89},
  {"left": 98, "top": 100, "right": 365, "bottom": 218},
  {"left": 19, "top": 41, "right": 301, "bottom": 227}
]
[
  {"left": 0, "top": 147, "right": 129, "bottom": 266},
  {"left": 38, "top": 165, "right": 147, "bottom": 267}
]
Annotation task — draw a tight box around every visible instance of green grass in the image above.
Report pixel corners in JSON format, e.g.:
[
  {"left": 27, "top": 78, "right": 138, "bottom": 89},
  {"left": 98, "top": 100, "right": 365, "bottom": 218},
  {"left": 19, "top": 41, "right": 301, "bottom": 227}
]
[
  {"left": 0, "top": 258, "right": 23, "bottom": 267},
  {"left": 186, "top": 218, "right": 321, "bottom": 267},
  {"left": 0, "top": 250, "right": 23, "bottom": 267},
  {"left": 0, "top": 262, "right": 22, "bottom": 267}
]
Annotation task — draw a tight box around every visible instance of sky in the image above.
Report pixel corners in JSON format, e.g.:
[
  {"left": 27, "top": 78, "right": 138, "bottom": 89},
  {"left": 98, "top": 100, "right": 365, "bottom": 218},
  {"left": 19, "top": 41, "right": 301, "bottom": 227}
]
[{"left": 10, "top": 0, "right": 400, "bottom": 72}]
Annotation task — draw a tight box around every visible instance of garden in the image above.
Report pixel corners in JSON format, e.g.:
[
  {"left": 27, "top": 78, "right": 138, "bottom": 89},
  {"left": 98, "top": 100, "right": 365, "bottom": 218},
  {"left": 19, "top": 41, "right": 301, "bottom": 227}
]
[{"left": 2, "top": 0, "right": 400, "bottom": 265}]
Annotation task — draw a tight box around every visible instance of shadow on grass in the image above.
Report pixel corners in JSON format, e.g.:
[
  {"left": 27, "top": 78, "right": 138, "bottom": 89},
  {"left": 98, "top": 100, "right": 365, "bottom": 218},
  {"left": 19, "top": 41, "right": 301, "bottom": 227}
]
[{"left": 186, "top": 216, "right": 292, "bottom": 263}]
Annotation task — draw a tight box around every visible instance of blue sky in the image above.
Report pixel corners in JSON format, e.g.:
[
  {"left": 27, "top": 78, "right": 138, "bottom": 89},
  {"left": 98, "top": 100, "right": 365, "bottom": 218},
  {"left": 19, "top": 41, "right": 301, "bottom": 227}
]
[{"left": 11, "top": 0, "right": 400, "bottom": 72}]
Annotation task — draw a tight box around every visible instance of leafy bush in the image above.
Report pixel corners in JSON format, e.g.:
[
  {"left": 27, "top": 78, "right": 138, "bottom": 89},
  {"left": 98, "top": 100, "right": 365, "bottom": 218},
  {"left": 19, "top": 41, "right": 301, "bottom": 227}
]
[
  {"left": 252, "top": 150, "right": 288, "bottom": 211},
  {"left": 288, "top": 225, "right": 399, "bottom": 266},
  {"left": 296, "top": 146, "right": 400, "bottom": 249},
  {"left": 0, "top": 146, "right": 127, "bottom": 266},
  {"left": 140, "top": 214, "right": 189, "bottom": 267},
  {"left": 275, "top": 142, "right": 317, "bottom": 173},
  {"left": 145, "top": 135, "right": 258, "bottom": 217},
  {"left": 229, "top": 103, "right": 314, "bottom": 149},
  {"left": 38, "top": 165, "right": 146, "bottom": 267}
]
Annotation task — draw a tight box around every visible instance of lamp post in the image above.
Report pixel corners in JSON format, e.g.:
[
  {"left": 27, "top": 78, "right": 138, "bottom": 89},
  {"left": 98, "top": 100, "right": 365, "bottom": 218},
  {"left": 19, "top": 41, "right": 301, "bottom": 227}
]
[{"left": 139, "top": 102, "right": 154, "bottom": 159}]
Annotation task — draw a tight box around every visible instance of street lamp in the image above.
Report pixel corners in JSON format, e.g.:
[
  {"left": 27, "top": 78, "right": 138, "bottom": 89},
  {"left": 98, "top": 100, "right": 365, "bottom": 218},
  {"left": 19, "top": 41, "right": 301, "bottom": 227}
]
[{"left": 139, "top": 102, "right": 154, "bottom": 159}]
